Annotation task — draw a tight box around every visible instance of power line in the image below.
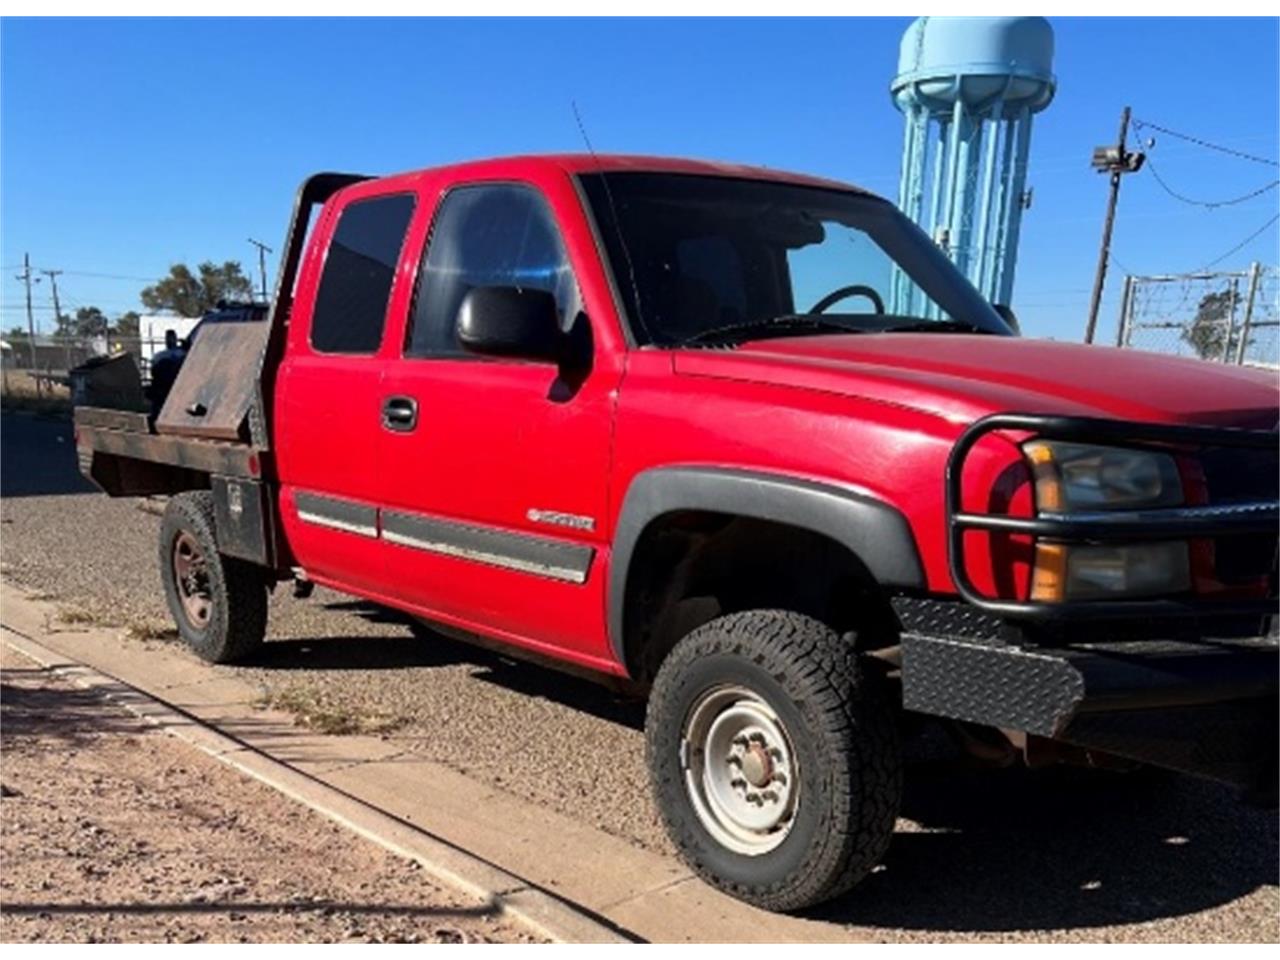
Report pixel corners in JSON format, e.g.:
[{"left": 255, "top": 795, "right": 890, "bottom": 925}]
[
  {"left": 48, "top": 269, "right": 158, "bottom": 282},
  {"left": 1200, "top": 213, "right": 1280, "bottom": 271},
  {"left": 1109, "top": 251, "right": 1140, "bottom": 278},
  {"left": 1144, "top": 156, "right": 1280, "bottom": 209},
  {"left": 0, "top": 303, "right": 139, "bottom": 312},
  {"left": 1132, "top": 117, "right": 1279, "bottom": 168}
]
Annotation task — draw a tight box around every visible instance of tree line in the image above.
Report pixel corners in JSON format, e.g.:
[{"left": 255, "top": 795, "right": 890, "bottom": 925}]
[{"left": 6, "top": 261, "right": 254, "bottom": 341}]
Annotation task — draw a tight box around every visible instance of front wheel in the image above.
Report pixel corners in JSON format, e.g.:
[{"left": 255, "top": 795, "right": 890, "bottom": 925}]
[
  {"left": 645, "top": 610, "right": 901, "bottom": 911},
  {"left": 159, "top": 491, "right": 268, "bottom": 664}
]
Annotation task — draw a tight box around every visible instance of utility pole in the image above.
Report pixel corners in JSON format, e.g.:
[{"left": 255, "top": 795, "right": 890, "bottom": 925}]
[
  {"left": 15, "top": 254, "right": 42, "bottom": 399},
  {"left": 1084, "top": 106, "right": 1146, "bottom": 344},
  {"left": 248, "top": 238, "right": 272, "bottom": 304},
  {"left": 40, "top": 269, "right": 68, "bottom": 373}
]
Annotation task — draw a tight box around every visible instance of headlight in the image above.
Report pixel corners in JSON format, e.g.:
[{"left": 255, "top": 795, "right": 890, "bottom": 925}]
[
  {"left": 1022, "top": 441, "right": 1183, "bottom": 512},
  {"left": 1031, "top": 541, "right": 1191, "bottom": 601},
  {"left": 1023, "top": 441, "right": 1190, "bottom": 601}
]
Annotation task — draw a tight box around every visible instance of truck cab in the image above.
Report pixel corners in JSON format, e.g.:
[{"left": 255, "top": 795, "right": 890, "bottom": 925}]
[{"left": 74, "top": 155, "right": 1279, "bottom": 913}]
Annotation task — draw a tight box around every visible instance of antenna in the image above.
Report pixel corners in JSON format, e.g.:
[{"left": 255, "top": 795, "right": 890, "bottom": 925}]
[
  {"left": 570, "top": 100, "right": 598, "bottom": 159},
  {"left": 571, "top": 100, "right": 646, "bottom": 340}
]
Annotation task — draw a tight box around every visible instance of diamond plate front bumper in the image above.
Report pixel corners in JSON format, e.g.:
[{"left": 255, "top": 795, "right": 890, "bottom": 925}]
[{"left": 900, "top": 625, "right": 1278, "bottom": 799}]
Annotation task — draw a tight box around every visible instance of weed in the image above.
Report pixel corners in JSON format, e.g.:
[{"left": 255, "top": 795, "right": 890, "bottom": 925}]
[
  {"left": 57, "top": 607, "right": 99, "bottom": 626},
  {"left": 123, "top": 621, "right": 179, "bottom": 642},
  {"left": 256, "top": 688, "right": 406, "bottom": 736}
]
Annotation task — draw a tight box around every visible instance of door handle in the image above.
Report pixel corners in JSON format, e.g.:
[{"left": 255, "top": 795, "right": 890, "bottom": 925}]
[{"left": 381, "top": 395, "right": 418, "bottom": 432}]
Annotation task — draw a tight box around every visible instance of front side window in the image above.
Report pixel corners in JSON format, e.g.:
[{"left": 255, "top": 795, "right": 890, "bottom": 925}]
[
  {"left": 310, "top": 193, "right": 416, "bottom": 354},
  {"left": 406, "top": 184, "right": 581, "bottom": 358},
  {"left": 579, "top": 172, "right": 1011, "bottom": 347}
]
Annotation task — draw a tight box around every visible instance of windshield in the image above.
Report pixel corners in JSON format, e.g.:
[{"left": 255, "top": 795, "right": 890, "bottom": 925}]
[{"left": 578, "top": 172, "right": 1013, "bottom": 346}]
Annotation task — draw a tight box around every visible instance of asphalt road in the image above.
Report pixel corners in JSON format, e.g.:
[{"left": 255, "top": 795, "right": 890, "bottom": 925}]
[{"left": 2, "top": 409, "right": 1276, "bottom": 942}]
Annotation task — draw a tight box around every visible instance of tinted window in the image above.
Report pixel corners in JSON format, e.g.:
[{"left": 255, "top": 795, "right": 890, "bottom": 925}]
[
  {"left": 676, "top": 235, "right": 747, "bottom": 320},
  {"left": 580, "top": 173, "right": 1010, "bottom": 346},
  {"left": 406, "top": 185, "right": 580, "bottom": 357},
  {"left": 311, "top": 194, "right": 416, "bottom": 354}
]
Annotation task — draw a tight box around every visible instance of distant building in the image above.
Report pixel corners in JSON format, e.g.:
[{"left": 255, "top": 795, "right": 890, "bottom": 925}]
[
  {"left": 138, "top": 314, "right": 201, "bottom": 367},
  {"left": 0, "top": 333, "right": 104, "bottom": 373}
]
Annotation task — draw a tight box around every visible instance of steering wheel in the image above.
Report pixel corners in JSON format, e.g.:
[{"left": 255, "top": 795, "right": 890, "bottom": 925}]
[{"left": 808, "top": 284, "right": 886, "bottom": 315}]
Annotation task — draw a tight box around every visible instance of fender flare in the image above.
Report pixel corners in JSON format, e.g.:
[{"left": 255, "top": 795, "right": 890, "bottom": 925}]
[{"left": 607, "top": 466, "right": 926, "bottom": 669}]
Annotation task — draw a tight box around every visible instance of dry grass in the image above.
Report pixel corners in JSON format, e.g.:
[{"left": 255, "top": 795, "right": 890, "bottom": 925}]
[
  {"left": 122, "top": 619, "right": 180, "bottom": 642},
  {"left": 1, "top": 371, "right": 72, "bottom": 417},
  {"left": 256, "top": 688, "right": 406, "bottom": 737},
  {"left": 56, "top": 607, "right": 100, "bottom": 626}
]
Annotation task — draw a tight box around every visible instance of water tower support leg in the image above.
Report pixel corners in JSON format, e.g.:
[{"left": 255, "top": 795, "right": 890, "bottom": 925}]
[
  {"left": 995, "top": 107, "right": 1034, "bottom": 306},
  {"left": 895, "top": 105, "right": 929, "bottom": 314},
  {"left": 973, "top": 101, "right": 1004, "bottom": 301}
]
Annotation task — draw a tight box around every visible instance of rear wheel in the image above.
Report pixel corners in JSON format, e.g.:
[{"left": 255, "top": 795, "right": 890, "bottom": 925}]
[
  {"left": 646, "top": 609, "right": 901, "bottom": 911},
  {"left": 159, "top": 491, "right": 267, "bottom": 664}
]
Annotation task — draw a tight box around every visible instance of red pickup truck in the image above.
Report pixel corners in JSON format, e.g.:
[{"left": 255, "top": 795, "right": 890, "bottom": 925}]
[{"left": 74, "top": 154, "right": 1278, "bottom": 912}]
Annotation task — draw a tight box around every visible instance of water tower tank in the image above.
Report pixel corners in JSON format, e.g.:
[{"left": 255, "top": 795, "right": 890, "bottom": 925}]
[{"left": 890, "top": 17, "right": 1056, "bottom": 311}]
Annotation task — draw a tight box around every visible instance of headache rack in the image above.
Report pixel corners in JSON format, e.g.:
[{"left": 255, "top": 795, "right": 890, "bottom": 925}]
[{"left": 946, "top": 413, "right": 1279, "bottom": 621}]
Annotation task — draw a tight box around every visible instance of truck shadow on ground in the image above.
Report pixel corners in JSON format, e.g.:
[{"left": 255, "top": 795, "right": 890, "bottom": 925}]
[
  {"left": 807, "top": 762, "right": 1278, "bottom": 933},
  {"left": 251, "top": 605, "right": 1276, "bottom": 934},
  {"left": 253, "top": 600, "right": 646, "bottom": 729}
]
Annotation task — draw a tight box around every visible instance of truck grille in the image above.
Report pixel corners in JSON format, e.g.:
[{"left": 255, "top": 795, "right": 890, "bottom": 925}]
[
  {"left": 1201, "top": 445, "right": 1279, "bottom": 589},
  {"left": 1200, "top": 445, "right": 1279, "bottom": 504}
]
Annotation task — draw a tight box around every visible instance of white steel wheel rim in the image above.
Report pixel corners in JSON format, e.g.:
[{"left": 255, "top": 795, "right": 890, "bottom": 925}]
[{"left": 681, "top": 684, "right": 799, "bottom": 856}]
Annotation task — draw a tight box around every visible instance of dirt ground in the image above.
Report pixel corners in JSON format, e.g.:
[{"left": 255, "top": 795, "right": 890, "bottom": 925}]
[
  {"left": 3, "top": 410, "right": 1277, "bottom": 942},
  {"left": 0, "top": 645, "right": 539, "bottom": 944}
]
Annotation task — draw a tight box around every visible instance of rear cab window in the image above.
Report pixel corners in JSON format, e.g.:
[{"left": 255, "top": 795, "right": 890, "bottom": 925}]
[{"left": 310, "top": 193, "right": 417, "bottom": 354}]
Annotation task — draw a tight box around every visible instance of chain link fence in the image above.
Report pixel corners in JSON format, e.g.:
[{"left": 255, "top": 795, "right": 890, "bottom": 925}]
[
  {"left": 1115, "top": 263, "right": 1280, "bottom": 370},
  {"left": 1, "top": 333, "right": 167, "bottom": 406}
]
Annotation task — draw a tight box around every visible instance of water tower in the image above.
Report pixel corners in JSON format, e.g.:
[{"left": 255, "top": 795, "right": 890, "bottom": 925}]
[{"left": 890, "top": 17, "right": 1056, "bottom": 312}]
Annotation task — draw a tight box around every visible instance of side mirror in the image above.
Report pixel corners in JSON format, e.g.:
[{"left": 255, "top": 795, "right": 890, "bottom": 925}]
[
  {"left": 992, "top": 303, "right": 1020, "bottom": 335},
  {"left": 457, "top": 286, "right": 563, "bottom": 363}
]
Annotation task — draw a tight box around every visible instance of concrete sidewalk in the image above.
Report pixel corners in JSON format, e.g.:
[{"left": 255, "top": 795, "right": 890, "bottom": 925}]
[{"left": 0, "top": 580, "right": 857, "bottom": 943}]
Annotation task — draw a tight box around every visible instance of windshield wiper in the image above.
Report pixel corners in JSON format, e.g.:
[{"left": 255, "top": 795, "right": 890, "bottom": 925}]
[
  {"left": 881, "top": 319, "right": 991, "bottom": 334},
  {"left": 679, "top": 314, "right": 868, "bottom": 346}
]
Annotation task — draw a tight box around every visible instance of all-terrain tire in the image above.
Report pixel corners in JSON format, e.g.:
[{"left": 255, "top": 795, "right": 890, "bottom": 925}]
[
  {"left": 158, "top": 491, "right": 268, "bottom": 664},
  {"left": 645, "top": 609, "right": 901, "bottom": 912}
]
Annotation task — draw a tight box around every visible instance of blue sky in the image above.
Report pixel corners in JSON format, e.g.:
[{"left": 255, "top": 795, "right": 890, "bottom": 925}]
[{"left": 2, "top": 16, "right": 1277, "bottom": 343}]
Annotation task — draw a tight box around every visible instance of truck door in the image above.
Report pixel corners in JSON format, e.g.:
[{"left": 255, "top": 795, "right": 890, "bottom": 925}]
[
  {"left": 377, "top": 177, "right": 622, "bottom": 670},
  {"left": 274, "top": 185, "right": 417, "bottom": 595}
]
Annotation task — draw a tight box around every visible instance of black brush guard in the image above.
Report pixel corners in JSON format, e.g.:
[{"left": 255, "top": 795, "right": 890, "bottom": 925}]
[
  {"left": 946, "top": 412, "right": 1278, "bottom": 620},
  {"left": 900, "top": 413, "right": 1278, "bottom": 801}
]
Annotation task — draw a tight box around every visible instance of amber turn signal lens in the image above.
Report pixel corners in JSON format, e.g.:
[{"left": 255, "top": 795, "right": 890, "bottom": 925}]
[
  {"left": 1023, "top": 442, "right": 1063, "bottom": 512},
  {"left": 1030, "top": 542, "right": 1068, "bottom": 601}
]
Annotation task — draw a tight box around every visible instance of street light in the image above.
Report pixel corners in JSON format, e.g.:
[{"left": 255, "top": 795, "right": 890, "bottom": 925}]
[{"left": 1084, "top": 106, "right": 1147, "bottom": 344}]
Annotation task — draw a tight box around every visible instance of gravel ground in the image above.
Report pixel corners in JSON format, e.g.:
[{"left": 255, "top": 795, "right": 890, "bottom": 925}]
[
  {"left": 0, "top": 644, "right": 538, "bottom": 944},
  {"left": 2, "top": 409, "right": 1277, "bottom": 941}
]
